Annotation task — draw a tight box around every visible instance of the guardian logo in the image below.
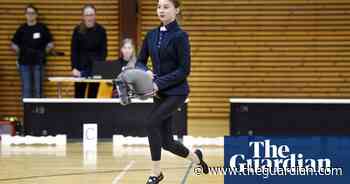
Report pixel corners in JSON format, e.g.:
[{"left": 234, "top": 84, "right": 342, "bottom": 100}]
[{"left": 230, "top": 140, "right": 332, "bottom": 171}]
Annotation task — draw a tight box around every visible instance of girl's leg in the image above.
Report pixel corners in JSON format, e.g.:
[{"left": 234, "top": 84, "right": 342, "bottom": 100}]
[{"left": 147, "top": 96, "right": 187, "bottom": 176}]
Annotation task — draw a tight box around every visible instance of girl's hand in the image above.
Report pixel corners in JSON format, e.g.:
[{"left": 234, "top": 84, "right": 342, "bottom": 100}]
[
  {"left": 146, "top": 70, "right": 154, "bottom": 79},
  {"left": 153, "top": 82, "right": 159, "bottom": 92},
  {"left": 72, "top": 68, "right": 81, "bottom": 77}
]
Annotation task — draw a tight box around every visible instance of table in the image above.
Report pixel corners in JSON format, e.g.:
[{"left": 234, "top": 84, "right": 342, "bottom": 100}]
[
  {"left": 230, "top": 98, "right": 350, "bottom": 136},
  {"left": 48, "top": 77, "right": 113, "bottom": 98}
]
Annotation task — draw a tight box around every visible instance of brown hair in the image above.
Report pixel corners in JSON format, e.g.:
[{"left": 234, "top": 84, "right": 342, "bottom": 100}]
[
  {"left": 167, "top": 0, "right": 181, "bottom": 8},
  {"left": 25, "top": 4, "right": 38, "bottom": 14},
  {"left": 78, "top": 4, "right": 96, "bottom": 34},
  {"left": 163, "top": 0, "right": 182, "bottom": 22},
  {"left": 121, "top": 38, "right": 137, "bottom": 68}
]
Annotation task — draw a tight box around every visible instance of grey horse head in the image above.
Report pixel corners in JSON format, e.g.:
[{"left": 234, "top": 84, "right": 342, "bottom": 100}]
[{"left": 114, "top": 68, "right": 154, "bottom": 105}]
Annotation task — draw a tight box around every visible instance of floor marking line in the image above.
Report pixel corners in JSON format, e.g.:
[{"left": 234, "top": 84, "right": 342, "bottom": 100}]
[
  {"left": 180, "top": 162, "right": 193, "bottom": 184},
  {"left": 112, "top": 160, "right": 135, "bottom": 184}
]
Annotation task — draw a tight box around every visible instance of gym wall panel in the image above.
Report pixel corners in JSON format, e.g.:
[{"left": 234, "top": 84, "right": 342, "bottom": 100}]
[{"left": 139, "top": 0, "right": 350, "bottom": 119}]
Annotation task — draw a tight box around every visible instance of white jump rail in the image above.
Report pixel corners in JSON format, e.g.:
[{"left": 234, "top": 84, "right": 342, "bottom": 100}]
[
  {"left": 112, "top": 135, "right": 224, "bottom": 147},
  {"left": 1, "top": 135, "right": 67, "bottom": 145}
]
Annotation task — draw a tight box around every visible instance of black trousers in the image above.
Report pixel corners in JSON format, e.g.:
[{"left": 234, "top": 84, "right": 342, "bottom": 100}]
[
  {"left": 147, "top": 95, "right": 189, "bottom": 161},
  {"left": 74, "top": 82, "right": 99, "bottom": 98}
]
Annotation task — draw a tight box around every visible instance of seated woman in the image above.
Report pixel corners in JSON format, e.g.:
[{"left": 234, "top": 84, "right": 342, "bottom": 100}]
[
  {"left": 117, "top": 38, "right": 137, "bottom": 70},
  {"left": 112, "top": 38, "right": 137, "bottom": 97}
]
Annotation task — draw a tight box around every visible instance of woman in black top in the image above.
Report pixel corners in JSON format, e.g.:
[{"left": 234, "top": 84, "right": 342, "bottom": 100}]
[
  {"left": 136, "top": 0, "right": 208, "bottom": 183},
  {"left": 11, "top": 4, "right": 54, "bottom": 98},
  {"left": 71, "top": 4, "right": 107, "bottom": 98}
]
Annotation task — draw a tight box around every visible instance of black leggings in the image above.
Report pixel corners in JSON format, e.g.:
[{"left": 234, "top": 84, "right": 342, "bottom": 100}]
[{"left": 147, "top": 95, "right": 189, "bottom": 161}]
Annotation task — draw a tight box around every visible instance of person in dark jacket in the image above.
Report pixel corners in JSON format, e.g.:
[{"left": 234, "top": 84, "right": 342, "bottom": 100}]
[
  {"left": 111, "top": 38, "right": 137, "bottom": 98},
  {"left": 136, "top": 0, "right": 208, "bottom": 183},
  {"left": 71, "top": 4, "right": 107, "bottom": 98},
  {"left": 11, "top": 4, "right": 54, "bottom": 98}
]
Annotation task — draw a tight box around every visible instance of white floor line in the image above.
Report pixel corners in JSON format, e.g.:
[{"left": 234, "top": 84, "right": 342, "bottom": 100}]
[
  {"left": 112, "top": 160, "right": 135, "bottom": 184},
  {"left": 180, "top": 162, "right": 193, "bottom": 184}
]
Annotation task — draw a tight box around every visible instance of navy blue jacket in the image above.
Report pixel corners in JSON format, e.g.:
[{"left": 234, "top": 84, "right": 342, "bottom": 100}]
[{"left": 136, "top": 21, "right": 191, "bottom": 96}]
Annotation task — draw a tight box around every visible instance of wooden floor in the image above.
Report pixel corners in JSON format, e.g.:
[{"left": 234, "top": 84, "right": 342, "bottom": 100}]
[
  {"left": 188, "top": 119, "right": 229, "bottom": 137},
  {"left": 0, "top": 119, "right": 227, "bottom": 184}
]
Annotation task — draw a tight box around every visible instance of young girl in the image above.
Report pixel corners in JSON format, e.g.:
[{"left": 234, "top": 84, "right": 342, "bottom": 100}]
[
  {"left": 136, "top": 0, "right": 208, "bottom": 183},
  {"left": 112, "top": 38, "right": 137, "bottom": 98},
  {"left": 118, "top": 38, "right": 137, "bottom": 69}
]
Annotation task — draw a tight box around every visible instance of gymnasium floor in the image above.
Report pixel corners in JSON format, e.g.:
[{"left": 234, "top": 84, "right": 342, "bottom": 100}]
[{"left": 0, "top": 119, "right": 228, "bottom": 184}]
